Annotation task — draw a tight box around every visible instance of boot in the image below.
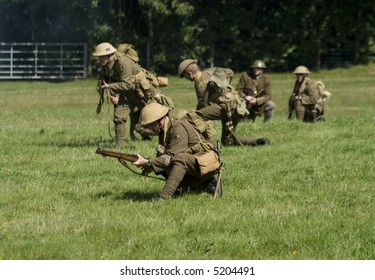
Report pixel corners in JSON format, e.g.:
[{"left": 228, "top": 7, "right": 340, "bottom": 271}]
[
  {"left": 263, "top": 110, "right": 273, "bottom": 122},
  {"left": 114, "top": 124, "right": 125, "bottom": 149},
  {"left": 205, "top": 176, "right": 217, "bottom": 196},
  {"left": 311, "top": 109, "right": 317, "bottom": 122},
  {"left": 235, "top": 136, "right": 258, "bottom": 146},
  {"left": 130, "top": 131, "right": 138, "bottom": 141},
  {"left": 256, "top": 137, "right": 270, "bottom": 145},
  {"left": 141, "top": 135, "right": 152, "bottom": 141}
]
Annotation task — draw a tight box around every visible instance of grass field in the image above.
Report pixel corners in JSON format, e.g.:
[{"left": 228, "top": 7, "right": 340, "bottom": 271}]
[{"left": 0, "top": 64, "right": 374, "bottom": 260}]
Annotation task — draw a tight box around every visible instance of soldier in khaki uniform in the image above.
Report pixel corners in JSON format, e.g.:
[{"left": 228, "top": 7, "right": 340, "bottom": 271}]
[
  {"left": 236, "top": 60, "right": 277, "bottom": 122},
  {"left": 178, "top": 59, "right": 270, "bottom": 146},
  {"left": 133, "top": 103, "right": 219, "bottom": 200},
  {"left": 92, "top": 42, "right": 173, "bottom": 147},
  {"left": 288, "top": 66, "right": 320, "bottom": 122},
  {"left": 178, "top": 59, "right": 234, "bottom": 110}
]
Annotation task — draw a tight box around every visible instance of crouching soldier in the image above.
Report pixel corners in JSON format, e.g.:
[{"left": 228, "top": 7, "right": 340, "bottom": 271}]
[
  {"left": 132, "top": 103, "right": 220, "bottom": 200},
  {"left": 178, "top": 59, "right": 270, "bottom": 146},
  {"left": 288, "top": 66, "right": 320, "bottom": 122},
  {"left": 236, "top": 60, "right": 277, "bottom": 122}
]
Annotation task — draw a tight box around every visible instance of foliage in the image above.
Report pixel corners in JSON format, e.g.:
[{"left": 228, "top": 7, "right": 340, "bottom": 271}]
[
  {"left": 1, "top": 0, "right": 374, "bottom": 73},
  {"left": 1, "top": 64, "right": 375, "bottom": 259}
]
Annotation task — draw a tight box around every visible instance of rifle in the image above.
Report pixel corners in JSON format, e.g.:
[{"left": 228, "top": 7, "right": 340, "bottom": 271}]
[
  {"left": 96, "top": 68, "right": 105, "bottom": 114},
  {"left": 214, "top": 141, "right": 224, "bottom": 199},
  {"left": 288, "top": 94, "right": 296, "bottom": 120},
  {"left": 95, "top": 148, "right": 165, "bottom": 181},
  {"left": 96, "top": 69, "right": 115, "bottom": 140}
]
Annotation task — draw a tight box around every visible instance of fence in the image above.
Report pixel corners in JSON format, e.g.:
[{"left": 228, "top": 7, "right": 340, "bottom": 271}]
[{"left": 0, "top": 43, "right": 87, "bottom": 79}]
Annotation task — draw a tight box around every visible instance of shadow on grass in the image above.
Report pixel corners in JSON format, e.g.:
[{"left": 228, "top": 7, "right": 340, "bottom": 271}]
[{"left": 93, "top": 190, "right": 158, "bottom": 202}]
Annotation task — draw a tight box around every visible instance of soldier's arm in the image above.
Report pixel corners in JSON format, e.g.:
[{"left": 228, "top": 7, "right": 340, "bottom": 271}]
[
  {"left": 107, "top": 58, "right": 136, "bottom": 95},
  {"left": 235, "top": 73, "right": 247, "bottom": 99},
  {"left": 151, "top": 123, "right": 189, "bottom": 173},
  {"left": 300, "top": 81, "right": 319, "bottom": 105},
  {"left": 256, "top": 76, "right": 272, "bottom": 105}
]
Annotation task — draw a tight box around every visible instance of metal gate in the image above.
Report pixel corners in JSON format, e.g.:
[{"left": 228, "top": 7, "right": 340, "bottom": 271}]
[{"left": 0, "top": 42, "right": 87, "bottom": 79}]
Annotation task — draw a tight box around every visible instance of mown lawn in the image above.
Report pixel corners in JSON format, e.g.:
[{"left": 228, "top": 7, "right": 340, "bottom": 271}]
[{"left": 0, "top": 64, "right": 374, "bottom": 260}]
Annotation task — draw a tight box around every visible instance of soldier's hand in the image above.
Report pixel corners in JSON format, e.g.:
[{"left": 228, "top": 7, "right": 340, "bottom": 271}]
[
  {"left": 132, "top": 154, "right": 148, "bottom": 167},
  {"left": 245, "top": 95, "right": 257, "bottom": 104},
  {"left": 101, "top": 81, "right": 110, "bottom": 90},
  {"left": 110, "top": 96, "right": 119, "bottom": 105}
]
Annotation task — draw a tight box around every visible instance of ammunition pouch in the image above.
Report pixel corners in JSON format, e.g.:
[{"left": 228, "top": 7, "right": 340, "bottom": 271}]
[
  {"left": 133, "top": 70, "right": 174, "bottom": 109},
  {"left": 157, "top": 77, "right": 168, "bottom": 87},
  {"left": 236, "top": 98, "right": 249, "bottom": 116},
  {"left": 134, "top": 71, "right": 151, "bottom": 91},
  {"left": 194, "top": 150, "right": 220, "bottom": 175},
  {"left": 185, "top": 141, "right": 216, "bottom": 154},
  {"left": 147, "top": 90, "right": 174, "bottom": 109}
]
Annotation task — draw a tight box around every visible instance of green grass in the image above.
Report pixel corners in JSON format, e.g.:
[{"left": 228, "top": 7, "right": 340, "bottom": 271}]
[{"left": 0, "top": 64, "right": 374, "bottom": 260}]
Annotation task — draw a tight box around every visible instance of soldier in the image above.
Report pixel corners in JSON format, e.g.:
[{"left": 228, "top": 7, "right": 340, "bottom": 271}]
[
  {"left": 178, "top": 59, "right": 270, "bottom": 146},
  {"left": 178, "top": 59, "right": 234, "bottom": 110},
  {"left": 288, "top": 66, "right": 320, "bottom": 122},
  {"left": 132, "top": 103, "right": 220, "bottom": 200},
  {"left": 92, "top": 42, "right": 173, "bottom": 147},
  {"left": 236, "top": 60, "right": 277, "bottom": 122}
]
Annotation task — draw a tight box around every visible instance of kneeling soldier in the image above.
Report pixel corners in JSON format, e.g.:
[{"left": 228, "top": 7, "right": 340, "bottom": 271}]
[{"left": 132, "top": 103, "right": 220, "bottom": 200}]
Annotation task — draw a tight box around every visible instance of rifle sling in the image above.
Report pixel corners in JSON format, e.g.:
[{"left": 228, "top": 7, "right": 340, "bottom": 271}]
[{"left": 117, "top": 159, "right": 166, "bottom": 181}]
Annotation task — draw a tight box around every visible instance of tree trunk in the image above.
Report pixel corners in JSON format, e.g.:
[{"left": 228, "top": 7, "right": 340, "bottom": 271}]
[{"left": 147, "top": 8, "right": 153, "bottom": 69}]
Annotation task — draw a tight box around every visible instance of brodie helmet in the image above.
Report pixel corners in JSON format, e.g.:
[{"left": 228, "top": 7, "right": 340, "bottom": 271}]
[
  {"left": 140, "top": 103, "right": 169, "bottom": 126},
  {"left": 251, "top": 60, "right": 267, "bottom": 68},
  {"left": 293, "top": 65, "right": 310, "bottom": 74},
  {"left": 178, "top": 59, "right": 198, "bottom": 77},
  {"left": 92, "top": 42, "right": 117, "bottom": 56}
]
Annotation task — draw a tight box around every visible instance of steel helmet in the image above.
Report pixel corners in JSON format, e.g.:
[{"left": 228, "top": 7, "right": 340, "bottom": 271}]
[
  {"left": 251, "top": 60, "right": 267, "bottom": 68},
  {"left": 92, "top": 42, "right": 117, "bottom": 56},
  {"left": 293, "top": 65, "right": 310, "bottom": 74},
  {"left": 178, "top": 59, "right": 198, "bottom": 77},
  {"left": 140, "top": 103, "right": 169, "bottom": 126}
]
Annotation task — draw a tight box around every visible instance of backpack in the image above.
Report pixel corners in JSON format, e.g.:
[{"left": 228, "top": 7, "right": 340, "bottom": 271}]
[
  {"left": 116, "top": 43, "right": 139, "bottom": 63},
  {"left": 316, "top": 80, "right": 332, "bottom": 104},
  {"left": 177, "top": 110, "right": 216, "bottom": 141},
  {"left": 117, "top": 43, "right": 168, "bottom": 88}
]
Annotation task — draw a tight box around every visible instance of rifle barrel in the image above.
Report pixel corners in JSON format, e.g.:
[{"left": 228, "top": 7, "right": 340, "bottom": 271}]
[{"left": 96, "top": 148, "right": 139, "bottom": 162}]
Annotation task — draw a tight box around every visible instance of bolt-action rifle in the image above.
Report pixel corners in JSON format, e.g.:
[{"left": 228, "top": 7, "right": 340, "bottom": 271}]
[
  {"left": 95, "top": 148, "right": 165, "bottom": 181},
  {"left": 96, "top": 68, "right": 106, "bottom": 114},
  {"left": 95, "top": 69, "right": 115, "bottom": 140},
  {"left": 287, "top": 94, "right": 296, "bottom": 120},
  {"left": 214, "top": 141, "right": 224, "bottom": 199}
]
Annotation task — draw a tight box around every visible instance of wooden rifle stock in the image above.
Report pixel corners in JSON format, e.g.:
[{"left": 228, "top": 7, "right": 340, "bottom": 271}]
[
  {"left": 96, "top": 73, "right": 104, "bottom": 114},
  {"left": 95, "top": 148, "right": 165, "bottom": 181},
  {"left": 96, "top": 148, "right": 139, "bottom": 162},
  {"left": 288, "top": 94, "right": 296, "bottom": 120}
]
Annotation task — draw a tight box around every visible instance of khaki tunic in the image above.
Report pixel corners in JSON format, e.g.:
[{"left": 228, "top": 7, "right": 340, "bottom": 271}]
[
  {"left": 101, "top": 53, "right": 142, "bottom": 126},
  {"left": 194, "top": 67, "right": 234, "bottom": 110},
  {"left": 101, "top": 53, "right": 171, "bottom": 137},
  {"left": 291, "top": 77, "right": 320, "bottom": 120},
  {"left": 102, "top": 54, "right": 140, "bottom": 95},
  {"left": 236, "top": 72, "right": 275, "bottom": 115},
  {"left": 195, "top": 69, "right": 258, "bottom": 146},
  {"left": 151, "top": 117, "right": 217, "bottom": 199}
]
